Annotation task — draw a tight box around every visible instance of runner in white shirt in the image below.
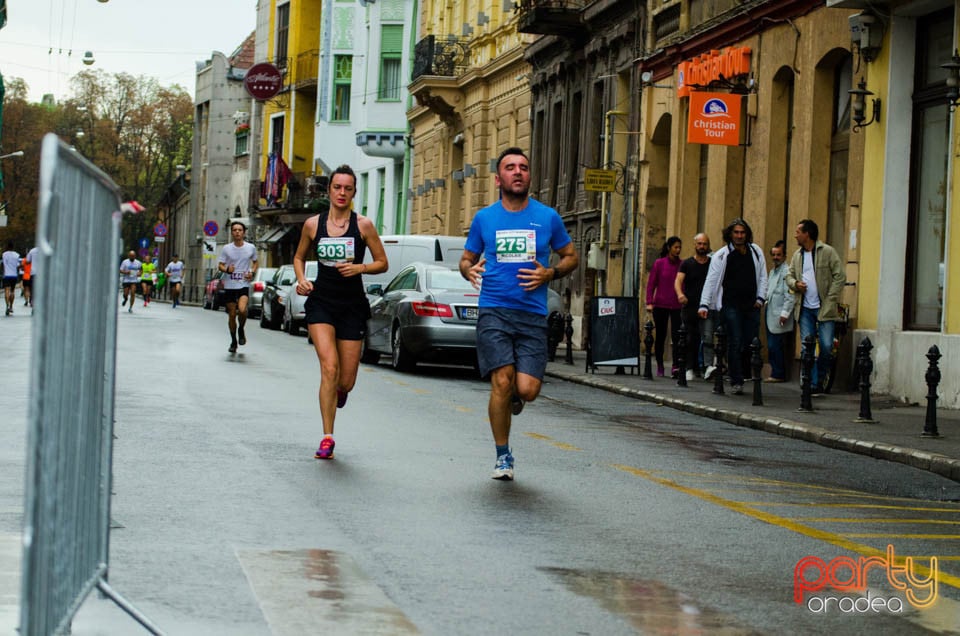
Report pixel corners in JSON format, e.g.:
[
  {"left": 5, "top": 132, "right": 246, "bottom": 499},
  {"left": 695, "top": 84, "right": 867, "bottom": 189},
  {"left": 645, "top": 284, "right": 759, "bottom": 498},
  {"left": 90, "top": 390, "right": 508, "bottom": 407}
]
[
  {"left": 2, "top": 242, "right": 20, "bottom": 316},
  {"left": 164, "top": 253, "right": 185, "bottom": 308},
  {"left": 217, "top": 222, "right": 258, "bottom": 353},
  {"left": 119, "top": 250, "right": 142, "bottom": 313}
]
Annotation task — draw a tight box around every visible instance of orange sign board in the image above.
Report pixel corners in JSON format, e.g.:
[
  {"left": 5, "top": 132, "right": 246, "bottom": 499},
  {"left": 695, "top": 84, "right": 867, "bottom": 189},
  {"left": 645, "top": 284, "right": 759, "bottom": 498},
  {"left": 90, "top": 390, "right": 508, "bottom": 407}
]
[
  {"left": 687, "top": 92, "right": 743, "bottom": 146},
  {"left": 677, "top": 46, "right": 752, "bottom": 98}
]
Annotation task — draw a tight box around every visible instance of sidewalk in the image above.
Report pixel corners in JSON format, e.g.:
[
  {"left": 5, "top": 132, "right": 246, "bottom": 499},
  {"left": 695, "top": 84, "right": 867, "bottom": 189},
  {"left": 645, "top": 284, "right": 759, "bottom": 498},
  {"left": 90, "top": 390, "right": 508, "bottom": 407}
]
[{"left": 544, "top": 351, "right": 960, "bottom": 483}]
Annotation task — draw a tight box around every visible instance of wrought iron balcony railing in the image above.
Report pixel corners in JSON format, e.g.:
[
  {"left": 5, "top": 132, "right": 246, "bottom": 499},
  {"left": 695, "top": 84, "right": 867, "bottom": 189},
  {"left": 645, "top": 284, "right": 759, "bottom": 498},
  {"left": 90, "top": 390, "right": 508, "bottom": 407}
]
[
  {"left": 412, "top": 35, "right": 470, "bottom": 81},
  {"left": 515, "top": 0, "right": 584, "bottom": 36}
]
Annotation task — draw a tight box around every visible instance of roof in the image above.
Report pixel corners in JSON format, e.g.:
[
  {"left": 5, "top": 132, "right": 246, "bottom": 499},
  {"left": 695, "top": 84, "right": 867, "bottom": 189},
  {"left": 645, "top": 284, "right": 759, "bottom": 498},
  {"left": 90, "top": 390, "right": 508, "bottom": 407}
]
[{"left": 229, "top": 31, "right": 256, "bottom": 70}]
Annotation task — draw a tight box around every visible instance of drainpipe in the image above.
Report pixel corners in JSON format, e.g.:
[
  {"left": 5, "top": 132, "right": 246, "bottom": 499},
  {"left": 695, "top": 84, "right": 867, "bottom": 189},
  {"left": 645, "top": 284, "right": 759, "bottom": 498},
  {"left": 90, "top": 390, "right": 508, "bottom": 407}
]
[
  {"left": 598, "top": 109, "right": 627, "bottom": 295},
  {"left": 398, "top": 0, "right": 420, "bottom": 235}
]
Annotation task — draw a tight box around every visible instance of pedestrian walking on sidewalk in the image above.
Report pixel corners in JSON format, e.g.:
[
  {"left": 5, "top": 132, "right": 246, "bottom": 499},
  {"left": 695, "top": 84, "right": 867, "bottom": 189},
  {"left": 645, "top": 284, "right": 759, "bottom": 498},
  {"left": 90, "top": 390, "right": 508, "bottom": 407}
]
[
  {"left": 698, "top": 218, "right": 767, "bottom": 395},
  {"left": 119, "top": 250, "right": 141, "bottom": 313},
  {"left": 764, "top": 240, "right": 795, "bottom": 382},
  {"left": 646, "top": 236, "right": 683, "bottom": 377},
  {"left": 2, "top": 242, "right": 19, "bottom": 316},
  {"left": 785, "top": 219, "right": 845, "bottom": 393},
  {"left": 460, "top": 147, "right": 578, "bottom": 481},
  {"left": 218, "top": 222, "right": 258, "bottom": 353},
  {"left": 293, "top": 165, "right": 388, "bottom": 460},
  {"left": 165, "top": 254, "right": 185, "bottom": 308},
  {"left": 675, "top": 233, "right": 714, "bottom": 381}
]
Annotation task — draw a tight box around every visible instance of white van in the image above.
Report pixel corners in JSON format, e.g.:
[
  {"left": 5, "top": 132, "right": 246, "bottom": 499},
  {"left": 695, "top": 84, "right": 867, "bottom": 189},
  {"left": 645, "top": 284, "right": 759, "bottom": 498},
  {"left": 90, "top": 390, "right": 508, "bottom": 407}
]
[{"left": 362, "top": 234, "right": 465, "bottom": 293}]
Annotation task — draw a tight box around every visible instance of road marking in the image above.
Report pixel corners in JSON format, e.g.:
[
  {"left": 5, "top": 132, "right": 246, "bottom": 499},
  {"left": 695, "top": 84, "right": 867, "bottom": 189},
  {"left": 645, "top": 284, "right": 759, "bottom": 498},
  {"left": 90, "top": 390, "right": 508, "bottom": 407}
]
[
  {"left": 610, "top": 464, "right": 960, "bottom": 591},
  {"left": 797, "top": 518, "right": 960, "bottom": 525},
  {"left": 523, "top": 432, "right": 582, "bottom": 451},
  {"left": 237, "top": 548, "right": 419, "bottom": 635}
]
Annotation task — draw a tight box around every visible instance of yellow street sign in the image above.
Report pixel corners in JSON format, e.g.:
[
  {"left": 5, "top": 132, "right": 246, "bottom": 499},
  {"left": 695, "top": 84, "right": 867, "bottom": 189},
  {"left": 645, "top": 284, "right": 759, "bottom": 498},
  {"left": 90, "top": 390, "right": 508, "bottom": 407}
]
[{"left": 583, "top": 168, "right": 616, "bottom": 192}]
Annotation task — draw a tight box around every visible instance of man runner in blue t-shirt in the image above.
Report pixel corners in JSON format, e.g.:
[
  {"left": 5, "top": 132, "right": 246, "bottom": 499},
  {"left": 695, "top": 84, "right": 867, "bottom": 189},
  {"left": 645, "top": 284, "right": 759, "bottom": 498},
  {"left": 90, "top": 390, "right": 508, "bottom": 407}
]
[{"left": 459, "top": 147, "right": 579, "bottom": 481}]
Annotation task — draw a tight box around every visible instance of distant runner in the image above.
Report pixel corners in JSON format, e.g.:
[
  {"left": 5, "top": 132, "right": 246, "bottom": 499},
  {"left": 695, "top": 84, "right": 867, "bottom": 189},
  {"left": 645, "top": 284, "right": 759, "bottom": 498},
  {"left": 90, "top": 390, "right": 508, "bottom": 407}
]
[
  {"left": 119, "top": 250, "right": 142, "bottom": 313},
  {"left": 165, "top": 253, "right": 185, "bottom": 308},
  {"left": 217, "top": 222, "right": 258, "bottom": 353}
]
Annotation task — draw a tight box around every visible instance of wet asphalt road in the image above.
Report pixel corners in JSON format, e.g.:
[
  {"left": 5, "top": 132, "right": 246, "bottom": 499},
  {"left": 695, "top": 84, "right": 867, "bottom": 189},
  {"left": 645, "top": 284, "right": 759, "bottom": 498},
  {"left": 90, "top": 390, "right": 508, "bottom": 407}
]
[{"left": 4, "top": 302, "right": 960, "bottom": 635}]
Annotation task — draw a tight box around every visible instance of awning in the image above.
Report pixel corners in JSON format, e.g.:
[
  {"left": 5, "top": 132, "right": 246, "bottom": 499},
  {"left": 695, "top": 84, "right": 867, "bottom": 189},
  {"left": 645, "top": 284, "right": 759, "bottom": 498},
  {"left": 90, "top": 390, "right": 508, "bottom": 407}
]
[{"left": 261, "top": 226, "right": 295, "bottom": 244}]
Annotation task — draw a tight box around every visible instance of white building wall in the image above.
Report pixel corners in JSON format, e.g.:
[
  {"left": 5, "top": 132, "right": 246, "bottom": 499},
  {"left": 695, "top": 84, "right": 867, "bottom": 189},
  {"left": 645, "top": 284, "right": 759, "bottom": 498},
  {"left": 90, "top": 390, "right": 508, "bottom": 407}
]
[{"left": 314, "top": 0, "right": 410, "bottom": 234}]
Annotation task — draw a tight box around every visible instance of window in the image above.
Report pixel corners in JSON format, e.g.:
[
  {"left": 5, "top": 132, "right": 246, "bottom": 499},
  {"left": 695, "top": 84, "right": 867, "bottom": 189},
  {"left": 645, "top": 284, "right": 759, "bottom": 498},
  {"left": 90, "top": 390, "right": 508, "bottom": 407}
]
[
  {"left": 906, "top": 10, "right": 952, "bottom": 329},
  {"left": 379, "top": 25, "right": 403, "bottom": 100},
  {"left": 235, "top": 128, "right": 249, "bottom": 156},
  {"left": 271, "top": 115, "right": 285, "bottom": 156},
  {"left": 275, "top": 3, "right": 290, "bottom": 69},
  {"left": 333, "top": 55, "right": 352, "bottom": 121}
]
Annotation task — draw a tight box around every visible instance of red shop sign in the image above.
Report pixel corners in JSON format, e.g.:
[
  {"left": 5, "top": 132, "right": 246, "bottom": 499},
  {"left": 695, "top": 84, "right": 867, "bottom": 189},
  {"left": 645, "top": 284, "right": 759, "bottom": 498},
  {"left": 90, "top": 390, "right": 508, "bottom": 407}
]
[{"left": 244, "top": 63, "right": 283, "bottom": 101}]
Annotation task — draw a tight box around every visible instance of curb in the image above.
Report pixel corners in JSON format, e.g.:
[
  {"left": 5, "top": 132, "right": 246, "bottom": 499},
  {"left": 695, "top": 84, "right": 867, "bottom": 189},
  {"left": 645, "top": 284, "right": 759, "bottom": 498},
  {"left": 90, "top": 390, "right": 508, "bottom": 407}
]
[{"left": 545, "top": 366, "right": 960, "bottom": 484}]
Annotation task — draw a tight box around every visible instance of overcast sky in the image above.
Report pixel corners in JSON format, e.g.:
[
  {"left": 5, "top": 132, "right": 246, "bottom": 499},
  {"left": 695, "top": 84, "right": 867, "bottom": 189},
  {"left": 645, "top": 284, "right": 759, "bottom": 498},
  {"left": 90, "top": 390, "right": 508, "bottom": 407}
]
[{"left": 0, "top": 0, "right": 256, "bottom": 102}]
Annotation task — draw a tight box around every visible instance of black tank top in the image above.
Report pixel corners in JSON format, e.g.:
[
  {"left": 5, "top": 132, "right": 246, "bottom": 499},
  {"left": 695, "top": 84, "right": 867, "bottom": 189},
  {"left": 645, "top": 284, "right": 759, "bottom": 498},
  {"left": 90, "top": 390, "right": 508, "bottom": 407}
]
[{"left": 308, "top": 211, "right": 369, "bottom": 315}]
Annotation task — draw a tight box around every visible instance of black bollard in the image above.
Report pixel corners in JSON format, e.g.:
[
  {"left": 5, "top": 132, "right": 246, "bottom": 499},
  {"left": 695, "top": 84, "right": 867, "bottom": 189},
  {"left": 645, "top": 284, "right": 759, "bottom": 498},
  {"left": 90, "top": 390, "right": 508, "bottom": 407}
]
[
  {"left": 712, "top": 324, "right": 726, "bottom": 395},
  {"left": 798, "top": 334, "right": 815, "bottom": 412},
  {"left": 564, "top": 313, "right": 574, "bottom": 365},
  {"left": 751, "top": 337, "right": 763, "bottom": 406},
  {"left": 546, "top": 311, "right": 564, "bottom": 362},
  {"left": 676, "top": 323, "right": 688, "bottom": 387},
  {"left": 854, "top": 337, "right": 876, "bottom": 423},
  {"left": 643, "top": 320, "right": 655, "bottom": 380},
  {"left": 922, "top": 345, "right": 942, "bottom": 438}
]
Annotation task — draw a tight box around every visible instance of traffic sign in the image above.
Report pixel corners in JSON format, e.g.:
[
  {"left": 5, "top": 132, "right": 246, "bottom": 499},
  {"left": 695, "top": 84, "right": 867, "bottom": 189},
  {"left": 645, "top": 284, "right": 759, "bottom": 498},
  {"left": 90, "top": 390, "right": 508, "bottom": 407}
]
[
  {"left": 155, "top": 236, "right": 165, "bottom": 243},
  {"left": 203, "top": 220, "right": 219, "bottom": 237},
  {"left": 154, "top": 223, "right": 167, "bottom": 237},
  {"left": 138, "top": 237, "right": 149, "bottom": 249},
  {"left": 583, "top": 169, "right": 617, "bottom": 192}
]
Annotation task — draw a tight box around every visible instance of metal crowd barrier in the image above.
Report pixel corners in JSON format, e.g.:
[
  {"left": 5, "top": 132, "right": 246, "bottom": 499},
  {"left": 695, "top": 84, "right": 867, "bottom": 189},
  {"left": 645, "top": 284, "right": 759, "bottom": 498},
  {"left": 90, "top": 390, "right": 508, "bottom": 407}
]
[{"left": 20, "top": 134, "right": 162, "bottom": 635}]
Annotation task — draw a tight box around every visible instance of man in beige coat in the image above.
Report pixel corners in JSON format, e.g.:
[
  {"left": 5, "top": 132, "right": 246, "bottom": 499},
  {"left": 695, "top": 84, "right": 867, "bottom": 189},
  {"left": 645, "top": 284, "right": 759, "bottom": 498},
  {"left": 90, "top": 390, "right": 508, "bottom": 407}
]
[{"left": 785, "top": 219, "right": 846, "bottom": 393}]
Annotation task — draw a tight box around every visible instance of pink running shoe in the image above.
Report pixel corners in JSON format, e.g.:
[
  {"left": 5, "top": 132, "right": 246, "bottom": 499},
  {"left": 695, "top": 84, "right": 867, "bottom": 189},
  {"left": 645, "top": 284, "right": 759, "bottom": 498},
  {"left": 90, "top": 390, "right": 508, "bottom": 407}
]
[
  {"left": 336, "top": 389, "right": 348, "bottom": 409},
  {"left": 315, "top": 437, "right": 335, "bottom": 459}
]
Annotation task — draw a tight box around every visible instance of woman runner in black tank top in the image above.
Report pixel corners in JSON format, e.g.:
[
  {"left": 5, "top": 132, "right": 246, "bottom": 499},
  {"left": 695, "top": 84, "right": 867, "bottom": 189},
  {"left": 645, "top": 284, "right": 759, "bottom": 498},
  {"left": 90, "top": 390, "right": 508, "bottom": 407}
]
[{"left": 291, "top": 166, "right": 389, "bottom": 461}]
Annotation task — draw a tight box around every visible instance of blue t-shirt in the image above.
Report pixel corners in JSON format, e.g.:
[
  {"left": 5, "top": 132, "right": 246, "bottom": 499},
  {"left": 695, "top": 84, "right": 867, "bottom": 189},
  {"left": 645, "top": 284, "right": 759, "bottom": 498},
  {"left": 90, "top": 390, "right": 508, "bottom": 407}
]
[{"left": 464, "top": 197, "right": 572, "bottom": 315}]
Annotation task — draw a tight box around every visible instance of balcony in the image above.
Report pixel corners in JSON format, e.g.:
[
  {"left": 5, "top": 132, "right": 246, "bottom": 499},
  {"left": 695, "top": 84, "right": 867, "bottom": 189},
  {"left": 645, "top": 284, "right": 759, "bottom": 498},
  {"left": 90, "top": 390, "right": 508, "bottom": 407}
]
[
  {"left": 516, "top": 0, "right": 584, "bottom": 37},
  {"left": 294, "top": 50, "right": 319, "bottom": 93},
  {"left": 412, "top": 35, "right": 470, "bottom": 81}
]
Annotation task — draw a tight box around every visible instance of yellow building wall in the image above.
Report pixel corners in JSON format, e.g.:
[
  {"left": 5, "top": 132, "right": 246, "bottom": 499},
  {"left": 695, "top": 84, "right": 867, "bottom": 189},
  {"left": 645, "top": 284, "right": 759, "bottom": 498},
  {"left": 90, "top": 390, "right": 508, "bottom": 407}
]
[
  {"left": 408, "top": 0, "right": 532, "bottom": 236},
  {"left": 260, "top": 0, "right": 320, "bottom": 179}
]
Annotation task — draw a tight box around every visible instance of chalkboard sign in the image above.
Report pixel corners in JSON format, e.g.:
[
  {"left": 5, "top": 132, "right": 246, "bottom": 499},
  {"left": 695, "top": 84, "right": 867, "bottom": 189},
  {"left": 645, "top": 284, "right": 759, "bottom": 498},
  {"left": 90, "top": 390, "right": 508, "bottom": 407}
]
[{"left": 587, "top": 296, "right": 640, "bottom": 372}]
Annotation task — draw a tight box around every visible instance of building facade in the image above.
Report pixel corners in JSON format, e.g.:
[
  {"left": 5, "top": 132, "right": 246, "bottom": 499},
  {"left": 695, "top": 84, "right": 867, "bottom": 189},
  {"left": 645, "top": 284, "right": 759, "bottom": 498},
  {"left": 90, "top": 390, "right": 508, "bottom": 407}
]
[
  {"left": 407, "top": 0, "right": 535, "bottom": 238},
  {"left": 189, "top": 42, "right": 256, "bottom": 303},
  {"left": 314, "top": 0, "right": 413, "bottom": 236}
]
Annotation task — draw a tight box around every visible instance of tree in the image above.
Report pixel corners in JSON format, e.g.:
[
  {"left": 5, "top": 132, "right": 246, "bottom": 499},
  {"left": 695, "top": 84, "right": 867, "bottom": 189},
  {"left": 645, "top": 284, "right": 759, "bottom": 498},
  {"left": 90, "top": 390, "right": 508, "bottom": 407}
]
[{"left": 0, "top": 71, "right": 194, "bottom": 255}]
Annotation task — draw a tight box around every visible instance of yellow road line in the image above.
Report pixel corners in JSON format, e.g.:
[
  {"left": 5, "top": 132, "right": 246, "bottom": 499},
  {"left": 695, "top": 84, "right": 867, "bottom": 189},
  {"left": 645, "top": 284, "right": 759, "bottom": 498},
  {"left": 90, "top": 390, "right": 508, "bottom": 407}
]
[
  {"left": 743, "top": 502, "right": 960, "bottom": 512},
  {"left": 798, "top": 518, "right": 960, "bottom": 525},
  {"left": 523, "top": 432, "right": 582, "bottom": 451},
  {"left": 844, "top": 533, "right": 960, "bottom": 540},
  {"left": 610, "top": 464, "right": 960, "bottom": 590}
]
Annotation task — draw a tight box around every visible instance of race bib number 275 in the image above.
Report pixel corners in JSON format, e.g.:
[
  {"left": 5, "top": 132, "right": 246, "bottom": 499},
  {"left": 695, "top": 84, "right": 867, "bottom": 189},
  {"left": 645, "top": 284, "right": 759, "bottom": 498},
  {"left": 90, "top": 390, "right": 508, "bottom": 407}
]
[{"left": 495, "top": 230, "right": 536, "bottom": 263}]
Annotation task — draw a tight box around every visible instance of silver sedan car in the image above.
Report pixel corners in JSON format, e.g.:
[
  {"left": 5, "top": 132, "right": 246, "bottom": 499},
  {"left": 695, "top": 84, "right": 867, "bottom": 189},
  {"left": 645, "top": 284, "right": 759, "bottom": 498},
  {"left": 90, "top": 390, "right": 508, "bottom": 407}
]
[
  {"left": 362, "top": 262, "right": 480, "bottom": 372},
  {"left": 283, "top": 261, "right": 317, "bottom": 335}
]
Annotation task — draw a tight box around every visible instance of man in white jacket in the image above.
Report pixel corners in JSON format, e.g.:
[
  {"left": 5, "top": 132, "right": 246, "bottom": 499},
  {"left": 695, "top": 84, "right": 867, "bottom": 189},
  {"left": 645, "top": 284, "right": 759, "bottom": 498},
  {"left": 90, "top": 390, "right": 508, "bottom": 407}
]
[{"left": 698, "top": 218, "right": 767, "bottom": 394}]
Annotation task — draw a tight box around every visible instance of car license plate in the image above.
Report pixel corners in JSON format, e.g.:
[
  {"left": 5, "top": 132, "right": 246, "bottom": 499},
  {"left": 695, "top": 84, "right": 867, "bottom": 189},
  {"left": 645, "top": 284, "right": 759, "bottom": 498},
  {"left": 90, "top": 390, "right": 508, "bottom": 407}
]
[{"left": 460, "top": 306, "right": 478, "bottom": 320}]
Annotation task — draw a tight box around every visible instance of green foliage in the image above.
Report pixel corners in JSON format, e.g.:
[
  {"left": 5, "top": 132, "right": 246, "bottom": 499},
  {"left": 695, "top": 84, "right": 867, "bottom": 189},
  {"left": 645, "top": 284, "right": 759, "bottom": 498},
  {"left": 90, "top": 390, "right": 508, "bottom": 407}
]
[{"left": 0, "top": 70, "right": 193, "bottom": 253}]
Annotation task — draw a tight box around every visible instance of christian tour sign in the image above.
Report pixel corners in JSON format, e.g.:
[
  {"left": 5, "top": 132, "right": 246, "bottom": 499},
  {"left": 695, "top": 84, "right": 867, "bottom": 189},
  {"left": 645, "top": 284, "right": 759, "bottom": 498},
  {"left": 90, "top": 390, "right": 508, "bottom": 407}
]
[{"left": 687, "top": 92, "right": 743, "bottom": 146}]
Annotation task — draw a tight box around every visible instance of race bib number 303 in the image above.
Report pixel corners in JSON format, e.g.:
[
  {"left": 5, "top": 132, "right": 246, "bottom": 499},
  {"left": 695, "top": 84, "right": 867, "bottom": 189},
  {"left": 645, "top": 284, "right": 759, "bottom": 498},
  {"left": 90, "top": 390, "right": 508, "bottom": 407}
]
[
  {"left": 495, "top": 230, "right": 536, "bottom": 263},
  {"left": 317, "top": 237, "right": 356, "bottom": 266}
]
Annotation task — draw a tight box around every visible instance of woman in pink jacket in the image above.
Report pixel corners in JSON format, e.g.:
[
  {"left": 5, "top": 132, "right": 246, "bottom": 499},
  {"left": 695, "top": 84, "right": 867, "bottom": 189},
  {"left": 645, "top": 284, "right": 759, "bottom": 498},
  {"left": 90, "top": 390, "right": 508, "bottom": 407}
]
[{"left": 645, "top": 236, "right": 683, "bottom": 376}]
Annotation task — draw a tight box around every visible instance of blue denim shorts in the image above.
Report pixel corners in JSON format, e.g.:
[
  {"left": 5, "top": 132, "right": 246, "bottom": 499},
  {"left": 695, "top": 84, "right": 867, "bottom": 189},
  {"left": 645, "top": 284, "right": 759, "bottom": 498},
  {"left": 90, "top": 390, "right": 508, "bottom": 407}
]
[{"left": 476, "top": 307, "right": 548, "bottom": 379}]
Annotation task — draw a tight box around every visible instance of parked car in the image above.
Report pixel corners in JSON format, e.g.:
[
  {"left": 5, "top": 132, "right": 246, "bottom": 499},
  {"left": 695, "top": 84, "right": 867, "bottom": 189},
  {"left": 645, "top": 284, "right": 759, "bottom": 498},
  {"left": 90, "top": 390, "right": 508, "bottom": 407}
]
[
  {"left": 248, "top": 267, "right": 277, "bottom": 318},
  {"left": 260, "top": 265, "right": 297, "bottom": 330},
  {"left": 283, "top": 261, "right": 318, "bottom": 335},
  {"left": 362, "top": 262, "right": 480, "bottom": 371},
  {"left": 361, "top": 234, "right": 465, "bottom": 304},
  {"left": 203, "top": 271, "right": 227, "bottom": 311}
]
